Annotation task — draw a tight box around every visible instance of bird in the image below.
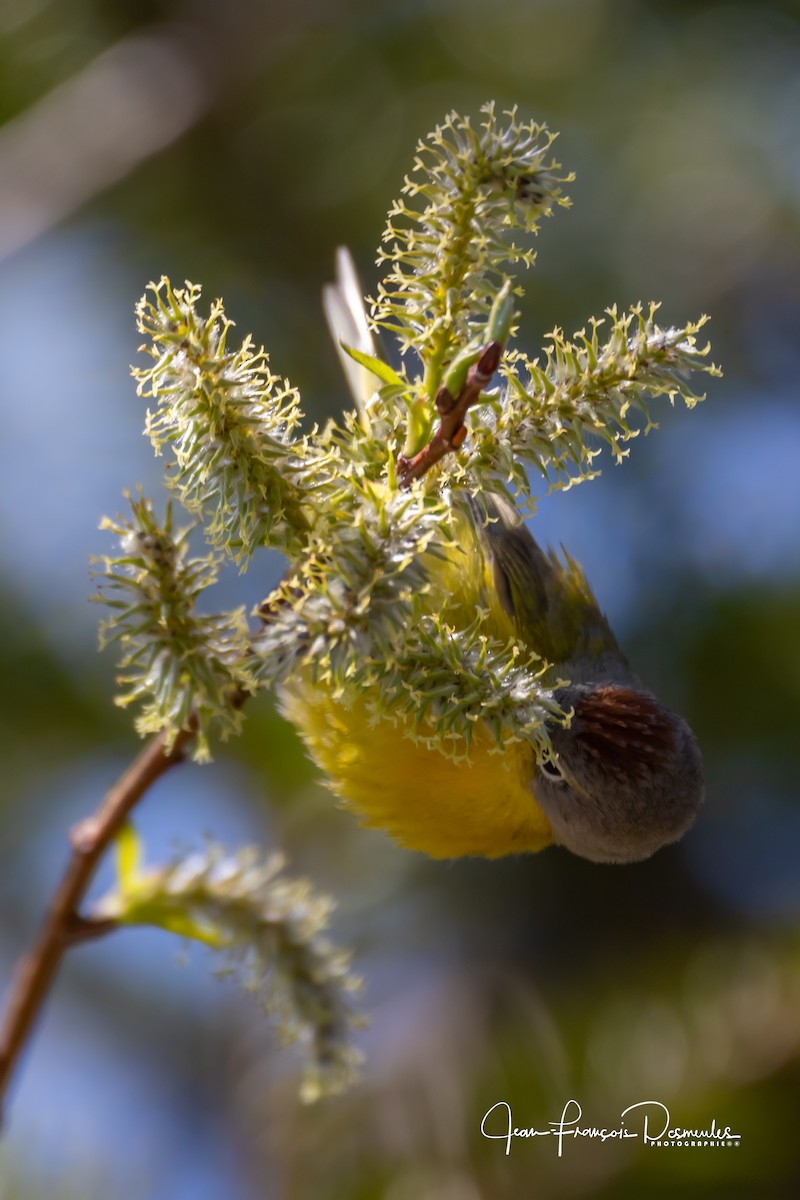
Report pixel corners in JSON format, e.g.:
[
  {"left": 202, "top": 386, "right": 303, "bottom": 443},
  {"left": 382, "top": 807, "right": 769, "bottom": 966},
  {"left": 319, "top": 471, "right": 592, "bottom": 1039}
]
[{"left": 277, "top": 250, "right": 704, "bottom": 864}]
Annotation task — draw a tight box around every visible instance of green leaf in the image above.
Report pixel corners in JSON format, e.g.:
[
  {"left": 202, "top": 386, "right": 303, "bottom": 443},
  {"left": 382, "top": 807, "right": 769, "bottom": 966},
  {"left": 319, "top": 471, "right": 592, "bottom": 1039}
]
[
  {"left": 115, "top": 821, "right": 143, "bottom": 896},
  {"left": 339, "top": 341, "right": 405, "bottom": 386}
]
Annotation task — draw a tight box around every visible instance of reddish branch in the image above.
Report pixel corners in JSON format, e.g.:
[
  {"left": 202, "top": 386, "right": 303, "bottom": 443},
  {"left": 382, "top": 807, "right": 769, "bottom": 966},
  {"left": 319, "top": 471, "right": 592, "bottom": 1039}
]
[
  {"left": 397, "top": 340, "right": 502, "bottom": 486},
  {"left": 0, "top": 723, "right": 197, "bottom": 1123}
]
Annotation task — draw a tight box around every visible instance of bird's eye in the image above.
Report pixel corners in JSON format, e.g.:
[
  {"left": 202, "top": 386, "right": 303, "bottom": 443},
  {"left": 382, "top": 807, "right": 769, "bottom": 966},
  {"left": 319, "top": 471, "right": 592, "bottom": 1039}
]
[{"left": 540, "top": 756, "right": 564, "bottom": 782}]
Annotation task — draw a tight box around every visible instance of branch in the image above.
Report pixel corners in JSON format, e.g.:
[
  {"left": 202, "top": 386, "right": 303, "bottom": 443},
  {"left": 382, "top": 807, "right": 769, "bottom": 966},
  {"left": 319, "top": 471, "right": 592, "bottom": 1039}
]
[
  {"left": 397, "top": 340, "right": 502, "bottom": 486},
  {"left": 0, "top": 721, "right": 197, "bottom": 1122}
]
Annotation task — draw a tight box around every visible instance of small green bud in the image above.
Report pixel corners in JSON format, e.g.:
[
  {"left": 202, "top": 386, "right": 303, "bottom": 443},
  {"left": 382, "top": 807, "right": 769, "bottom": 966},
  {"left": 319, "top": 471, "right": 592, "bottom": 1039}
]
[
  {"left": 441, "top": 343, "right": 482, "bottom": 398},
  {"left": 486, "top": 279, "right": 514, "bottom": 345}
]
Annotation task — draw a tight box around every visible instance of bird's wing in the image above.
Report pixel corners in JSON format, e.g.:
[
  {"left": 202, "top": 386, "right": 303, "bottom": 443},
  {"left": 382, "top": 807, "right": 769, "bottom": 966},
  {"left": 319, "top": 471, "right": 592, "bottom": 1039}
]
[{"left": 455, "top": 492, "right": 630, "bottom": 683}]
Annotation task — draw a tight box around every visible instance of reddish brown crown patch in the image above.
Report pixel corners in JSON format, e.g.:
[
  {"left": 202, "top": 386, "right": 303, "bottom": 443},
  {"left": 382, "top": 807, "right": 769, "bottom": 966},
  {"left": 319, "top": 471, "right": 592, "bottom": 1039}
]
[{"left": 573, "top": 687, "right": 676, "bottom": 776}]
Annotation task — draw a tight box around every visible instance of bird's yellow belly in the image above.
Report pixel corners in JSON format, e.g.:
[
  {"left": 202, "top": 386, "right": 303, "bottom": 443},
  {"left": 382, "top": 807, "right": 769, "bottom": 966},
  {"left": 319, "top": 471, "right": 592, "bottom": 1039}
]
[{"left": 280, "top": 683, "right": 554, "bottom": 858}]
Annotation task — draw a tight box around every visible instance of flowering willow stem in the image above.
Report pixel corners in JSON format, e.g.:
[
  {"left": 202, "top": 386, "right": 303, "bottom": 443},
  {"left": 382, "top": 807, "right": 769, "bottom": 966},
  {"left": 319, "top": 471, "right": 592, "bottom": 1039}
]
[{"left": 0, "top": 691, "right": 245, "bottom": 1124}]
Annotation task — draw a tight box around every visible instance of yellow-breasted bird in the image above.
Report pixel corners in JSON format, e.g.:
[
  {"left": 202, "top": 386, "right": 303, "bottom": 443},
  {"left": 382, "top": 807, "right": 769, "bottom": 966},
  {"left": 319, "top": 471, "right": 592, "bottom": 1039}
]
[{"left": 277, "top": 251, "right": 704, "bottom": 865}]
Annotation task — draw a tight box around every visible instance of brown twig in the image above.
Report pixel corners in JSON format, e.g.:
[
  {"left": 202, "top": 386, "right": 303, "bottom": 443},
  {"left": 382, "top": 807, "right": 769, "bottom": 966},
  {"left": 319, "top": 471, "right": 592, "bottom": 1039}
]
[
  {"left": 397, "top": 340, "right": 503, "bottom": 487},
  {"left": 0, "top": 722, "right": 197, "bottom": 1123}
]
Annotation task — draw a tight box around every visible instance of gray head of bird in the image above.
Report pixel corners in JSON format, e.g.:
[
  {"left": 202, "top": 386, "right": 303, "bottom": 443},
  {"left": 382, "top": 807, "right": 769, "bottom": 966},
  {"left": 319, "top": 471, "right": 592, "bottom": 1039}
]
[{"left": 533, "top": 684, "right": 704, "bottom": 864}]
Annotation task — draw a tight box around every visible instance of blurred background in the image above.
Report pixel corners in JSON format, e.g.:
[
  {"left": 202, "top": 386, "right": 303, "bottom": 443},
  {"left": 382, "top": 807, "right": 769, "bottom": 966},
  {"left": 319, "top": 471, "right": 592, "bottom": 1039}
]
[{"left": 1, "top": 0, "right": 799, "bottom": 1196}]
